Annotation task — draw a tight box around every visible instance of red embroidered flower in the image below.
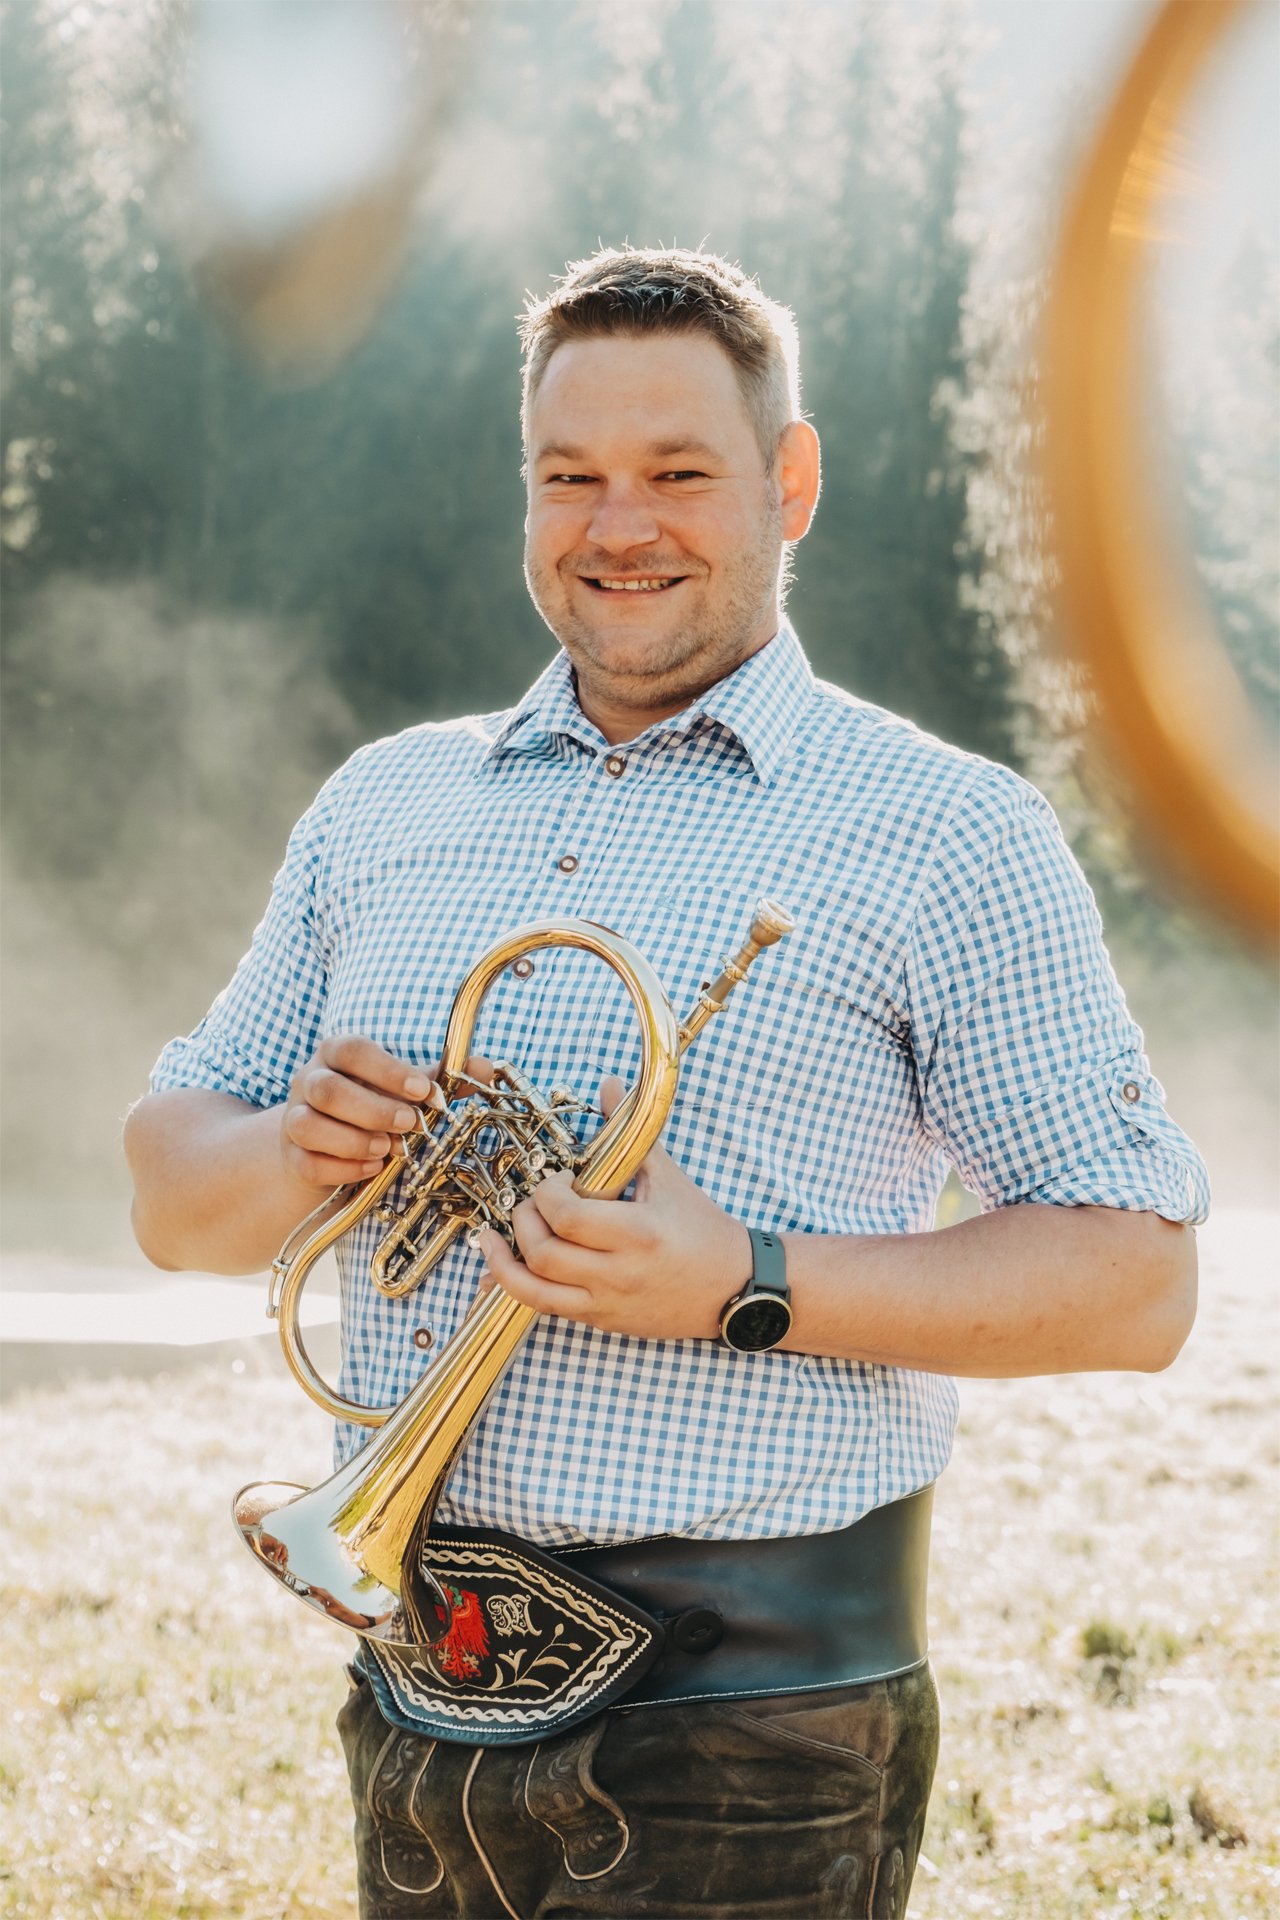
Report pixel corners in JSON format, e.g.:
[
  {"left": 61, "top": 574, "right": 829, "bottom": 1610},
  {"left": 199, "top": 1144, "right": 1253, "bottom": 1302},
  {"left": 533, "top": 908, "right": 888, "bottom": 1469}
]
[{"left": 436, "top": 1586, "right": 489, "bottom": 1679}]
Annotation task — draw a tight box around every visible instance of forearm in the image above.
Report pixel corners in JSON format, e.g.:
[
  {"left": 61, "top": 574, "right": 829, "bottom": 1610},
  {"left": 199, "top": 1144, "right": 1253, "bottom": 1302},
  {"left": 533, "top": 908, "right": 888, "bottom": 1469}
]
[
  {"left": 779, "top": 1204, "right": 1198, "bottom": 1377},
  {"left": 124, "top": 1089, "right": 323, "bottom": 1275},
  {"left": 480, "top": 1109, "right": 1200, "bottom": 1376}
]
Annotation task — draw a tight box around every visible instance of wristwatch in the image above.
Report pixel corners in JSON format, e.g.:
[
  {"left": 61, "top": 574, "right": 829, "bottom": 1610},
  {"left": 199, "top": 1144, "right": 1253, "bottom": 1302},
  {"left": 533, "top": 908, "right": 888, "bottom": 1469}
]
[{"left": 719, "top": 1227, "right": 793, "bottom": 1352}]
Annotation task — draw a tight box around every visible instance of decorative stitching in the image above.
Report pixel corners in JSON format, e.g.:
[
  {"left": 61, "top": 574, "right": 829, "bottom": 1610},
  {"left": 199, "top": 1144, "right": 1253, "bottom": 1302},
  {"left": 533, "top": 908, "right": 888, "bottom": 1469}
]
[
  {"left": 406, "top": 1741, "right": 441, "bottom": 1843},
  {"left": 865, "top": 1851, "right": 881, "bottom": 1919},
  {"left": 368, "top": 1535, "right": 661, "bottom": 1735},
  {"left": 461, "top": 1748, "right": 521, "bottom": 1920},
  {"left": 365, "top": 1728, "right": 445, "bottom": 1897},
  {"left": 376, "top": 1829, "right": 444, "bottom": 1900},
  {"left": 523, "top": 1721, "right": 631, "bottom": 1882},
  {"left": 612, "top": 1655, "right": 929, "bottom": 1714},
  {"left": 364, "top": 1725, "right": 399, "bottom": 1822},
  {"left": 717, "top": 1703, "right": 885, "bottom": 1775}
]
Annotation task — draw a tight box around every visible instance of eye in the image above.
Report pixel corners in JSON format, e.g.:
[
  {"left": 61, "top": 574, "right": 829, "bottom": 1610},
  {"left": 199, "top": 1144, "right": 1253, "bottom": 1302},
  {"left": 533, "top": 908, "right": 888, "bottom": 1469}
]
[
  {"left": 544, "top": 472, "right": 596, "bottom": 486},
  {"left": 659, "top": 470, "right": 708, "bottom": 482}
]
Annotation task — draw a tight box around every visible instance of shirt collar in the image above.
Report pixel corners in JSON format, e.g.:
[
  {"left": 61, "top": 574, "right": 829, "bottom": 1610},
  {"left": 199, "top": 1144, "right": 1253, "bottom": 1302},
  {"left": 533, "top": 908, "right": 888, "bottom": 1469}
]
[
  {"left": 485, "top": 649, "right": 601, "bottom": 763},
  {"left": 484, "top": 622, "right": 814, "bottom": 786}
]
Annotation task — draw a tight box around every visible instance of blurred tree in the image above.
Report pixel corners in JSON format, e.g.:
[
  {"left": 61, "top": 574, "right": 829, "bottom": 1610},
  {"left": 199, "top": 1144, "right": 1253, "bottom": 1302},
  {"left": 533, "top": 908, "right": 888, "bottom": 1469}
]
[
  {"left": 3, "top": 0, "right": 1011, "bottom": 746},
  {"left": 0, "top": 0, "right": 190, "bottom": 581},
  {"left": 1182, "top": 242, "right": 1280, "bottom": 743},
  {"left": 714, "top": 2, "right": 1018, "bottom": 761}
]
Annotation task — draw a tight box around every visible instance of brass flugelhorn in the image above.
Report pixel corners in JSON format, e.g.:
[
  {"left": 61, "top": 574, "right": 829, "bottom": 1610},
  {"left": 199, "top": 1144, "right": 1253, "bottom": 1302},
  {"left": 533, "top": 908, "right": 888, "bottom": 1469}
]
[{"left": 233, "top": 900, "right": 794, "bottom": 1647}]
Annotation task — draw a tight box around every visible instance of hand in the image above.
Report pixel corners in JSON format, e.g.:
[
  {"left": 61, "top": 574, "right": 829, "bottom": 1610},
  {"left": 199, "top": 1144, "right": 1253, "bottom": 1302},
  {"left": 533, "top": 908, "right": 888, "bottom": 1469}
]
[
  {"left": 476, "top": 1078, "right": 752, "bottom": 1340},
  {"left": 281, "top": 1036, "right": 485, "bottom": 1192}
]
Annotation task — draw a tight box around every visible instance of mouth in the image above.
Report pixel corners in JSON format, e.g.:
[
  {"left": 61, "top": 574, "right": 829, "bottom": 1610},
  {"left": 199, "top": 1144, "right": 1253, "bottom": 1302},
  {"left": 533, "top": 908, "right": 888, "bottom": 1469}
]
[{"left": 579, "top": 575, "right": 688, "bottom": 595}]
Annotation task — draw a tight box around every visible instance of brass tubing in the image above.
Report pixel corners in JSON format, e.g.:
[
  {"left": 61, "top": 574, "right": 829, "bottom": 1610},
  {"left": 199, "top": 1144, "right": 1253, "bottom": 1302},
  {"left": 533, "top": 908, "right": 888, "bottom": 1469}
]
[
  {"left": 436, "top": 918, "right": 682, "bottom": 1199},
  {"left": 274, "top": 1153, "right": 411, "bottom": 1425}
]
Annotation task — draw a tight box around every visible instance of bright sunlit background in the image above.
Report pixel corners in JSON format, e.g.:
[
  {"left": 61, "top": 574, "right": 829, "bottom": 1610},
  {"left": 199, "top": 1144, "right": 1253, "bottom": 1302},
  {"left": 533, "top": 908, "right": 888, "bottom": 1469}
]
[
  {"left": 1, "top": 3, "right": 1276, "bottom": 1916},
  {"left": 2, "top": 0, "right": 1276, "bottom": 1250}
]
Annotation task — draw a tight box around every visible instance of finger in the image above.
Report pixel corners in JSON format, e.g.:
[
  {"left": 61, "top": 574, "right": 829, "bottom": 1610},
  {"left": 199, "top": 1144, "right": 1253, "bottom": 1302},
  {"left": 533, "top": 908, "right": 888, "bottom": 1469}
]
[
  {"left": 298, "top": 1062, "right": 422, "bottom": 1136},
  {"left": 319, "top": 1034, "right": 440, "bottom": 1104},
  {"left": 598, "top": 1074, "right": 628, "bottom": 1119},
  {"left": 285, "top": 1144, "right": 388, "bottom": 1189},
  {"left": 533, "top": 1170, "right": 643, "bottom": 1251},
  {"left": 283, "top": 1105, "right": 395, "bottom": 1166},
  {"left": 510, "top": 1195, "right": 557, "bottom": 1262},
  {"left": 477, "top": 1229, "right": 596, "bottom": 1321},
  {"left": 510, "top": 1198, "right": 610, "bottom": 1285},
  {"left": 451, "top": 1054, "right": 496, "bottom": 1092}
]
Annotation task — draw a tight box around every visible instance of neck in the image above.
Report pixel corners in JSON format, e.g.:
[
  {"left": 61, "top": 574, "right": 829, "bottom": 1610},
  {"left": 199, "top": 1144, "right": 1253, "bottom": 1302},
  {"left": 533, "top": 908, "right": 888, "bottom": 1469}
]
[
  {"left": 573, "top": 679, "right": 703, "bottom": 747},
  {"left": 570, "top": 625, "right": 781, "bottom": 748}
]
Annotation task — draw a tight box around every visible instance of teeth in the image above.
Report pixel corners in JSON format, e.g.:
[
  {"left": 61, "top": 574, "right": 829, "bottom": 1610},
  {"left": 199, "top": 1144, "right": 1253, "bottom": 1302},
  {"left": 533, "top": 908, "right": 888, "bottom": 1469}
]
[{"left": 596, "top": 578, "right": 674, "bottom": 592}]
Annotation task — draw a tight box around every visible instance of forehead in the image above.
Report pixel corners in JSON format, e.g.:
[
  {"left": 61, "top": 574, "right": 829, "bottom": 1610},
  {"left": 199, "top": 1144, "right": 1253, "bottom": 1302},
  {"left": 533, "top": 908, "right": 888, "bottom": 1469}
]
[{"left": 527, "top": 333, "right": 756, "bottom": 457}]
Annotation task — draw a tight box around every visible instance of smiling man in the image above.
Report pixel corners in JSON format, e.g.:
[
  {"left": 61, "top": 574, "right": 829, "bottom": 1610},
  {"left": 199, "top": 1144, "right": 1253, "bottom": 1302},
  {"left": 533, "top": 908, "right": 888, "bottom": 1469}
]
[
  {"left": 126, "top": 248, "right": 1208, "bottom": 1920},
  {"left": 521, "top": 325, "right": 816, "bottom": 738}
]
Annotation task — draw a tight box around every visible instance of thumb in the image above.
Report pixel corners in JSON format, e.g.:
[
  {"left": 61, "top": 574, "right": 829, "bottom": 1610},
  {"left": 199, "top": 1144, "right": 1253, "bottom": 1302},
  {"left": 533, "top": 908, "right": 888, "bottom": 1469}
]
[
  {"left": 598, "top": 1074, "right": 679, "bottom": 1196},
  {"left": 598, "top": 1074, "right": 628, "bottom": 1120}
]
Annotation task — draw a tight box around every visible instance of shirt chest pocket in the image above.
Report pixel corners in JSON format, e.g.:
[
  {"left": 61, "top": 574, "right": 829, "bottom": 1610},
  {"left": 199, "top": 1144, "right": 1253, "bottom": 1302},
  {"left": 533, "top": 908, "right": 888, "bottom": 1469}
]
[
  {"left": 572, "top": 883, "right": 915, "bottom": 1122},
  {"left": 323, "top": 865, "right": 533, "bottom": 1067}
]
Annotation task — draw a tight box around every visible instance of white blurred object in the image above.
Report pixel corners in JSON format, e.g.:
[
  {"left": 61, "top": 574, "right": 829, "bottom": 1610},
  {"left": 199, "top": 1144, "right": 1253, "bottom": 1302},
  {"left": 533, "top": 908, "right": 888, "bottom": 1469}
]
[
  {"left": 178, "top": 0, "right": 471, "bottom": 376},
  {"left": 1, "top": 1276, "right": 340, "bottom": 1395},
  {"left": 191, "top": 0, "right": 415, "bottom": 242}
]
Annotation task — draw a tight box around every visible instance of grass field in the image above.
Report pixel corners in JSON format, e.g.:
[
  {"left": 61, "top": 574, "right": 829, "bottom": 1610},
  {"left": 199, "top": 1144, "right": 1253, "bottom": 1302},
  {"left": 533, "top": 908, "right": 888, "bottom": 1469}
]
[{"left": 1, "top": 1208, "right": 1275, "bottom": 1919}]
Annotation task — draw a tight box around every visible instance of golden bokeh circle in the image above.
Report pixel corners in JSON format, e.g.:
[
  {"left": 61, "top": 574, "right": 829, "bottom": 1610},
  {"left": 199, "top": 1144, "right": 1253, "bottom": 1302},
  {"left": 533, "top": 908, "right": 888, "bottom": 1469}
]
[{"left": 1041, "top": 0, "right": 1277, "bottom": 945}]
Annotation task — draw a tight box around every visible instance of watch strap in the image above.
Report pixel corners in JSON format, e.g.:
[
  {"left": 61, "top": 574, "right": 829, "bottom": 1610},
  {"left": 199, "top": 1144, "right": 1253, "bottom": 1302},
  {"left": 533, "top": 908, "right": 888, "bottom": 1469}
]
[{"left": 745, "top": 1226, "right": 788, "bottom": 1302}]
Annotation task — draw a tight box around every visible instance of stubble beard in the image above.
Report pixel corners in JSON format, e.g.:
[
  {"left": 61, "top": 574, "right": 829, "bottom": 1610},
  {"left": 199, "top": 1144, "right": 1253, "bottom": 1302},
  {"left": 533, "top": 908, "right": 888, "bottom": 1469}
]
[{"left": 524, "top": 495, "right": 786, "bottom": 720}]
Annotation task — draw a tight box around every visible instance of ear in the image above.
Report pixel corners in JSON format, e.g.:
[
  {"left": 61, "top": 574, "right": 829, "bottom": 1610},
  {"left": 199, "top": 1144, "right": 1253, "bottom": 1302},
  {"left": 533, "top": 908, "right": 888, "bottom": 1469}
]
[{"left": 776, "top": 420, "right": 821, "bottom": 542}]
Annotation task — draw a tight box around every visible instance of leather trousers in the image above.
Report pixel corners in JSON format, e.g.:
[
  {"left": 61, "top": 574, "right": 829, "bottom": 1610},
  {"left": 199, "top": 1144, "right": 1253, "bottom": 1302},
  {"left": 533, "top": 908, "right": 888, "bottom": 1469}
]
[{"left": 338, "top": 1659, "right": 941, "bottom": 1919}]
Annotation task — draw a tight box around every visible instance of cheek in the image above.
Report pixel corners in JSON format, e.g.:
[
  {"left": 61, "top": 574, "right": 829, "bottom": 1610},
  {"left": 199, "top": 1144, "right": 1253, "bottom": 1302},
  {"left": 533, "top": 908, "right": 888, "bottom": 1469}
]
[
  {"left": 523, "top": 531, "right": 555, "bottom": 592},
  {"left": 694, "top": 501, "right": 758, "bottom": 554},
  {"left": 526, "top": 509, "right": 576, "bottom": 578}
]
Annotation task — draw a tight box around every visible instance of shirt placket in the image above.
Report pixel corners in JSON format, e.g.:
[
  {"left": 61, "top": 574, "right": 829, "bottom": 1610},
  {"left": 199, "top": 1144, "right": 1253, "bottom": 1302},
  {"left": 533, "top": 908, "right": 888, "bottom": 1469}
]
[{"left": 504, "top": 743, "right": 663, "bottom": 1129}]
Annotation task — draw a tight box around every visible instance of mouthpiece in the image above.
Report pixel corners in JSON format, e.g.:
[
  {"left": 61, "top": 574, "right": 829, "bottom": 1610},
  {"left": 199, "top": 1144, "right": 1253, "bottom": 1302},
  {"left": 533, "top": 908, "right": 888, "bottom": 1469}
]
[{"left": 750, "top": 899, "right": 797, "bottom": 947}]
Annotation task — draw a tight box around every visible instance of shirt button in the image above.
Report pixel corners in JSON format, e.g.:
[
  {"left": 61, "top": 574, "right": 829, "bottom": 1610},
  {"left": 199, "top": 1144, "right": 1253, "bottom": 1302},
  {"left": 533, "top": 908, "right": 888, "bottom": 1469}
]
[
  {"left": 604, "top": 754, "right": 627, "bottom": 777},
  {"left": 512, "top": 956, "right": 535, "bottom": 980},
  {"left": 1121, "top": 1080, "right": 1142, "bottom": 1104},
  {"left": 412, "top": 1327, "right": 434, "bottom": 1352},
  {"left": 556, "top": 854, "right": 580, "bottom": 874}
]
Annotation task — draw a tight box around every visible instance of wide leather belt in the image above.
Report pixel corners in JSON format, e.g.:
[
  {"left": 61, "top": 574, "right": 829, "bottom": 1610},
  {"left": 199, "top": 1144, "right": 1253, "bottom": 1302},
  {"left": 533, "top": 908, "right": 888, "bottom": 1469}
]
[
  {"left": 359, "top": 1485, "right": 933, "bottom": 1747},
  {"left": 563, "top": 1482, "right": 934, "bottom": 1709}
]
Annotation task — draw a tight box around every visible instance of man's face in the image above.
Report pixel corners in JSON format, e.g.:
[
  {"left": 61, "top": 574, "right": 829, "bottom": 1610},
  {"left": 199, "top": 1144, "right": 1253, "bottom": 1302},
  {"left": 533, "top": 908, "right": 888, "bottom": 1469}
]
[{"left": 523, "top": 333, "right": 787, "bottom": 729}]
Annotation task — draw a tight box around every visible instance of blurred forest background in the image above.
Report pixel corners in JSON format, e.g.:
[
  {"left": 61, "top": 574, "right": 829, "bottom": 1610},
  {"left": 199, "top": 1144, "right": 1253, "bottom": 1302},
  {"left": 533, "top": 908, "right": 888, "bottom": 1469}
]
[{"left": 1, "top": 0, "right": 1277, "bottom": 1256}]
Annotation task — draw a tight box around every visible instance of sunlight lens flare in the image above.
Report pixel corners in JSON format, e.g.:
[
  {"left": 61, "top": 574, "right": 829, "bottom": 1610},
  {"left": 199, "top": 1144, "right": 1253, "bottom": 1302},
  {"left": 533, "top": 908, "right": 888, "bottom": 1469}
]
[{"left": 1041, "top": 0, "right": 1278, "bottom": 946}]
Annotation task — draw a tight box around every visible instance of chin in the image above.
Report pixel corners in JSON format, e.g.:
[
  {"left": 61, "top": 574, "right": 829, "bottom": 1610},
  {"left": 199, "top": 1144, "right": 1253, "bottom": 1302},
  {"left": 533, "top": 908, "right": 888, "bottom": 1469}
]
[{"left": 568, "top": 623, "right": 704, "bottom": 683}]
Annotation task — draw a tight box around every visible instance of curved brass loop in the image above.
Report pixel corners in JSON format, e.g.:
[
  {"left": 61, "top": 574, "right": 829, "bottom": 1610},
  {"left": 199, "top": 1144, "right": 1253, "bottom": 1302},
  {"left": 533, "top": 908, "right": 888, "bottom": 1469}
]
[
  {"left": 1041, "top": 0, "right": 1278, "bottom": 945},
  {"left": 271, "top": 1155, "right": 410, "bottom": 1426},
  {"left": 437, "top": 917, "right": 682, "bottom": 1196}
]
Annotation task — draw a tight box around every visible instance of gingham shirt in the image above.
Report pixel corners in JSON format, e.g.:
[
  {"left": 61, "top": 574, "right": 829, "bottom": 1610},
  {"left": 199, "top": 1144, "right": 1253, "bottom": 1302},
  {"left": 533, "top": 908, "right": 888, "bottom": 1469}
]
[{"left": 153, "top": 625, "right": 1209, "bottom": 1545}]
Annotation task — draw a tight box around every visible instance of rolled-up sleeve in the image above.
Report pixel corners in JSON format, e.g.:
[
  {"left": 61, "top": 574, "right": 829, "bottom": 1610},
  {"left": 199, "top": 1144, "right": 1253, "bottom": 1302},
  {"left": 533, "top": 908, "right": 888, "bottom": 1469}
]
[
  {"left": 906, "top": 767, "right": 1210, "bottom": 1225},
  {"left": 149, "top": 765, "right": 347, "bottom": 1109}
]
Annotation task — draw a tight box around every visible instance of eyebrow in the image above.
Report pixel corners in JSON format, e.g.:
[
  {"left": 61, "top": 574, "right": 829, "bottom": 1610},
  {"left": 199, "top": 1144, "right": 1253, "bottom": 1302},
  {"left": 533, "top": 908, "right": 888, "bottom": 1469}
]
[{"left": 533, "top": 437, "right": 725, "bottom": 465}]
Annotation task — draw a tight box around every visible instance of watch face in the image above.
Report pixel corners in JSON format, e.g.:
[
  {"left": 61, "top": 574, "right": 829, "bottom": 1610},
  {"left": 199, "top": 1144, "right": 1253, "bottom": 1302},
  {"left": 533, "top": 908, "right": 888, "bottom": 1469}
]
[{"left": 723, "top": 1294, "right": 792, "bottom": 1352}]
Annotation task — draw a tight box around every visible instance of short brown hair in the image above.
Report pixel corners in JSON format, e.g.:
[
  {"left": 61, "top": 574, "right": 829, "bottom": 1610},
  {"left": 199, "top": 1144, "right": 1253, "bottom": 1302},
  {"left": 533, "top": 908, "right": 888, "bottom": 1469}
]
[{"left": 519, "top": 246, "right": 802, "bottom": 463}]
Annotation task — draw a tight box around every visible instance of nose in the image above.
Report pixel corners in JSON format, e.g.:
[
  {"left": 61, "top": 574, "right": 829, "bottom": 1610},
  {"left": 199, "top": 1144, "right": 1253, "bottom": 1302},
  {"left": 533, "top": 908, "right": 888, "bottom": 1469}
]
[{"left": 586, "top": 483, "right": 661, "bottom": 554}]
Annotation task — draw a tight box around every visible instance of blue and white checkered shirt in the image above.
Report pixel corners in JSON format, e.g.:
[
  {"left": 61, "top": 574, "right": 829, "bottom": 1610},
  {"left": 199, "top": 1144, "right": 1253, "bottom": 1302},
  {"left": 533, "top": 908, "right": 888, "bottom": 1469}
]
[{"left": 153, "top": 625, "right": 1209, "bottom": 1545}]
